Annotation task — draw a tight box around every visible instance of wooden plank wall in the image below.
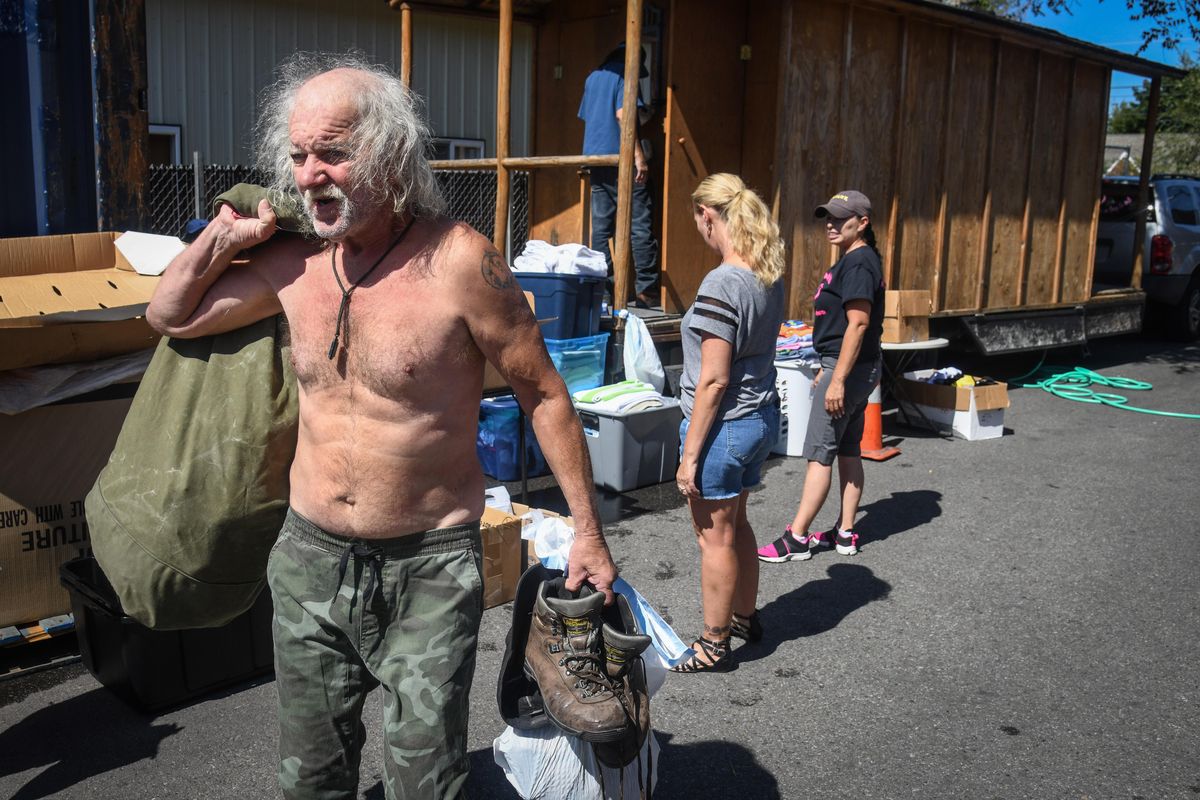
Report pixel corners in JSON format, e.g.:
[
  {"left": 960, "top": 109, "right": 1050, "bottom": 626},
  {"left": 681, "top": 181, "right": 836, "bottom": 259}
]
[{"left": 776, "top": 0, "right": 1111, "bottom": 319}]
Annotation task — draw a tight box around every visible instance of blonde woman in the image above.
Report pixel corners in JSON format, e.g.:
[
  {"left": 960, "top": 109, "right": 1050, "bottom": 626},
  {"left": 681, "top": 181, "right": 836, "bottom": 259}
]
[{"left": 670, "top": 173, "right": 786, "bottom": 673}]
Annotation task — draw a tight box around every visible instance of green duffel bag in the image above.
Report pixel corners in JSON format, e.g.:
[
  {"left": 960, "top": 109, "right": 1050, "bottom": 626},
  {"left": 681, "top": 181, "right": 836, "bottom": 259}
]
[{"left": 86, "top": 314, "right": 299, "bottom": 629}]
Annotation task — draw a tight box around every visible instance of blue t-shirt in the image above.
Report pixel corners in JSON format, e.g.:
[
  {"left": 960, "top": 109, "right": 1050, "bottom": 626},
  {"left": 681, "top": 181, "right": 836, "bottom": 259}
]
[{"left": 578, "top": 63, "right": 642, "bottom": 155}]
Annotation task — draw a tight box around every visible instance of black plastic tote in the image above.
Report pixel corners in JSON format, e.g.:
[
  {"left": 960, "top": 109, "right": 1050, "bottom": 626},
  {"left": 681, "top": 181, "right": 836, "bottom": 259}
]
[{"left": 86, "top": 314, "right": 298, "bottom": 629}]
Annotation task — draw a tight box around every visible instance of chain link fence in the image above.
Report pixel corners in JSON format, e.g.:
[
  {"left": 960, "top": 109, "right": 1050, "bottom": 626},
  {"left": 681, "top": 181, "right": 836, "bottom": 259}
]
[{"left": 147, "top": 161, "right": 529, "bottom": 256}]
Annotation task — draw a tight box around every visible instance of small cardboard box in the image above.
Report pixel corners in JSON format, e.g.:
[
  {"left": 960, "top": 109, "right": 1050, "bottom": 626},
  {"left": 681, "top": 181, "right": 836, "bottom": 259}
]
[
  {"left": 882, "top": 315, "right": 930, "bottom": 343},
  {"left": 0, "top": 232, "right": 162, "bottom": 371},
  {"left": 0, "top": 393, "right": 134, "bottom": 628},
  {"left": 899, "top": 369, "right": 1009, "bottom": 440},
  {"left": 511, "top": 502, "right": 574, "bottom": 568},
  {"left": 882, "top": 289, "right": 932, "bottom": 344},
  {"left": 884, "top": 290, "right": 931, "bottom": 318},
  {"left": 480, "top": 506, "right": 524, "bottom": 609}
]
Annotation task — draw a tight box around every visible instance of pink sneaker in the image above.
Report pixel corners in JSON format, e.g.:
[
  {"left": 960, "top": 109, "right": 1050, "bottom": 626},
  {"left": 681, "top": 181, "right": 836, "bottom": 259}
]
[{"left": 757, "top": 525, "right": 816, "bottom": 563}]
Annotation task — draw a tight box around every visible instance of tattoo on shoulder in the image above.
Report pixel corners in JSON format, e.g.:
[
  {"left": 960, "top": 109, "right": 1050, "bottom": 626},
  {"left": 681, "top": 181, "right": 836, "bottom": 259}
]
[{"left": 481, "top": 248, "right": 517, "bottom": 291}]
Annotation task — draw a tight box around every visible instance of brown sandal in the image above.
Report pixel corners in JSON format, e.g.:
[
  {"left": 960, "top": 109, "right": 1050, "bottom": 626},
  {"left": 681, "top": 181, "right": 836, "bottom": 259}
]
[{"left": 669, "top": 635, "right": 732, "bottom": 673}]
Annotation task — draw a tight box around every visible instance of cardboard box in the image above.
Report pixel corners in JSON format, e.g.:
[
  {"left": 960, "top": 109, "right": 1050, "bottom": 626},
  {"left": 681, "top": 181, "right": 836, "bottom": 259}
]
[
  {"left": 898, "top": 369, "right": 1009, "bottom": 440},
  {"left": 0, "top": 394, "right": 134, "bottom": 627},
  {"left": 899, "top": 369, "right": 1009, "bottom": 412},
  {"left": 480, "top": 506, "right": 524, "bottom": 609},
  {"left": 512, "top": 502, "right": 574, "bottom": 568},
  {"left": 882, "top": 289, "right": 932, "bottom": 344},
  {"left": 0, "top": 232, "right": 162, "bottom": 371},
  {"left": 884, "top": 290, "right": 931, "bottom": 318},
  {"left": 882, "top": 315, "right": 930, "bottom": 344}
]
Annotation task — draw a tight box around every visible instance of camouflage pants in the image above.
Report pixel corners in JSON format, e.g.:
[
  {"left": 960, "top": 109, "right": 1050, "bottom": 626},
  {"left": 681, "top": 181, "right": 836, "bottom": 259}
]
[{"left": 267, "top": 509, "right": 484, "bottom": 800}]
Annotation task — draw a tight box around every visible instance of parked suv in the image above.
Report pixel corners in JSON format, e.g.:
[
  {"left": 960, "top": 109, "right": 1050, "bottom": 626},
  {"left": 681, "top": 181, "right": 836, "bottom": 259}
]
[{"left": 1094, "top": 174, "right": 1200, "bottom": 340}]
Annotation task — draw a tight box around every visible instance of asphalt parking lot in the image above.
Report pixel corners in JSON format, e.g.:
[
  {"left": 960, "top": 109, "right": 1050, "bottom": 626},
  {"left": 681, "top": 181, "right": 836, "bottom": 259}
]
[{"left": 2, "top": 334, "right": 1198, "bottom": 800}]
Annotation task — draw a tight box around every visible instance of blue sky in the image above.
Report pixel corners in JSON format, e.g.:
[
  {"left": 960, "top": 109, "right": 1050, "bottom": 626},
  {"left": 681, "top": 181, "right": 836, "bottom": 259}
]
[{"left": 1022, "top": 0, "right": 1193, "bottom": 111}]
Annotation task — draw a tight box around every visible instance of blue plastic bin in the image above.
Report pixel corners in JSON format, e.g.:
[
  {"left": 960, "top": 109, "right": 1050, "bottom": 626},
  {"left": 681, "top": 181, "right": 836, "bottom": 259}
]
[
  {"left": 545, "top": 333, "right": 609, "bottom": 395},
  {"left": 477, "top": 395, "right": 549, "bottom": 481},
  {"left": 515, "top": 273, "right": 605, "bottom": 340}
]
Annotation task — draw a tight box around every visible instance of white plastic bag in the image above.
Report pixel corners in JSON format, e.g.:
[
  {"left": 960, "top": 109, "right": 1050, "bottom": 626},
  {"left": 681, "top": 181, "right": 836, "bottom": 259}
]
[
  {"left": 494, "top": 725, "right": 659, "bottom": 800},
  {"left": 617, "top": 310, "right": 665, "bottom": 393}
]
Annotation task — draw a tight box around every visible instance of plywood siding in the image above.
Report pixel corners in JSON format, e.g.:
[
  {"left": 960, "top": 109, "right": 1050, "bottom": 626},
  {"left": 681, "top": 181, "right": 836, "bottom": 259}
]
[
  {"left": 1060, "top": 62, "right": 1108, "bottom": 304},
  {"left": 776, "top": 0, "right": 1113, "bottom": 318},
  {"left": 894, "top": 21, "right": 952, "bottom": 295},
  {"left": 1024, "top": 53, "right": 1071, "bottom": 306},
  {"left": 660, "top": 0, "right": 748, "bottom": 312},
  {"left": 528, "top": 0, "right": 627, "bottom": 248},
  {"left": 776, "top": 2, "right": 850, "bottom": 319}
]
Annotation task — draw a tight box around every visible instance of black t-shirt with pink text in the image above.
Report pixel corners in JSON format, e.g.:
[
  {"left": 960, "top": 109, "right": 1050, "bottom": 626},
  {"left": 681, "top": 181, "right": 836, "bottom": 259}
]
[{"left": 811, "top": 246, "right": 885, "bottom": 362}]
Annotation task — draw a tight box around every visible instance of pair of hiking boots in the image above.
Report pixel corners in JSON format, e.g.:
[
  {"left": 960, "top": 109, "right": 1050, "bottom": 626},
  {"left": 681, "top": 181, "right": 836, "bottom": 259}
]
[{"left": 523, "top": 576, "right": 652, "bottom": 767}]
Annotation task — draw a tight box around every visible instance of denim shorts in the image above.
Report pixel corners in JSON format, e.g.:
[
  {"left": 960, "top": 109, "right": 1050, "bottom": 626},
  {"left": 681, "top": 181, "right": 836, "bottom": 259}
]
[{"left": 679, "top": 404, "right": 781, "bottom": 500}]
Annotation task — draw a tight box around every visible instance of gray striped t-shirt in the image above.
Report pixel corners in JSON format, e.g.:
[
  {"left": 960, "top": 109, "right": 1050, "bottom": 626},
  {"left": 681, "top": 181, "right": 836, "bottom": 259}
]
[{"left": 679, "top": 264, "right": 785, "bottom": 421}]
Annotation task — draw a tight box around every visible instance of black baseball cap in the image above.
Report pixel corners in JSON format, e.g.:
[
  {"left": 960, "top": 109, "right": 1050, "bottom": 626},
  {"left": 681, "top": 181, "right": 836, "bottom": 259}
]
[
  {"left": 603, "top": 43, "right": 650, "bottom": 78},
  {"left": 815, "top": 190, "right": 872, "bottom": 219}
]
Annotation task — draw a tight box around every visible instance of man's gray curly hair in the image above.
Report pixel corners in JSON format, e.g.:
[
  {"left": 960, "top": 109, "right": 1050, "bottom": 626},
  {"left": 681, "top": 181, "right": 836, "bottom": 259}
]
[{"left": 255, "top": 52, "right": 446, "bottom": 223}]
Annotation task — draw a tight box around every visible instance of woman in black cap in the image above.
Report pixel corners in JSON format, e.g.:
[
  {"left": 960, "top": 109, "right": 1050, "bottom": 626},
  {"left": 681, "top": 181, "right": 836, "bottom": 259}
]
[{"left": 757, "top": 190, "right": 884, "bottom": 564}]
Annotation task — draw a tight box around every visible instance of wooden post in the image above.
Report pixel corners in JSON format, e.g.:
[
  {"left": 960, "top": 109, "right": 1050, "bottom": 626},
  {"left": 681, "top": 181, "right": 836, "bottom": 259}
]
[
  {"left": 579, "top": 169, "right": 591, "bottom": 246},
  {"left": 93, "top": 0, "right": 149, "bottom": 232},
  {"left": 612, "top": 0, "right": 643, "bottom": 311},
  {"left": 1085, "top": 68, "right": 1112, "bottom": 297},
  {"left": 1131, "top": 76, "right": 1160, "bottom": 290},
  {"left": 494, "top": 0, "right": 513, "bottom": 254},
  {"left": 400, "top": 3, "right": 413, "bottom": 87}
]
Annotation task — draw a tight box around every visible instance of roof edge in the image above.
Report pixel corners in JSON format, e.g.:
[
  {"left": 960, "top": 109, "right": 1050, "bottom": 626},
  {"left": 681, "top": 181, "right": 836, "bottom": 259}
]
[{"left": 860, "top": 0, "right": 1186, "bottom": 79}]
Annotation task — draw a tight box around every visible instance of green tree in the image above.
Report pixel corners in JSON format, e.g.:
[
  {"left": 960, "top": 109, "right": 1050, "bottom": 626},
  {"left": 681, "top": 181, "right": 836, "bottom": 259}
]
[{"left": 1105, "top": 54, "right": 1200, "bottom": 173}]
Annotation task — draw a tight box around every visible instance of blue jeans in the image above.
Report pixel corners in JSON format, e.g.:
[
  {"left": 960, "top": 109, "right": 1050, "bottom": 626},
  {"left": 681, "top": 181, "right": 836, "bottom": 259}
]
[
  {"left": 590, "top": 166, "right": 660, "bottom": 296},
  {"left": 679, "top": 404, "right": 781, "bottom": 500}
]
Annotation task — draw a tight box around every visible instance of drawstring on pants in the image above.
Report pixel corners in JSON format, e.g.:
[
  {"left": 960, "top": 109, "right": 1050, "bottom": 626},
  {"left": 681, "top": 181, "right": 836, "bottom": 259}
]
[{"left": 334, "top": 542, "right": 385, "bottom": 617}]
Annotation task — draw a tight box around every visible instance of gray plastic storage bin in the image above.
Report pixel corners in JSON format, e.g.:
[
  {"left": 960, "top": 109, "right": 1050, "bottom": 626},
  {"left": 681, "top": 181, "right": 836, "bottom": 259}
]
[{"left": 576, "top": 399, "right": 682, "bottom": 492}]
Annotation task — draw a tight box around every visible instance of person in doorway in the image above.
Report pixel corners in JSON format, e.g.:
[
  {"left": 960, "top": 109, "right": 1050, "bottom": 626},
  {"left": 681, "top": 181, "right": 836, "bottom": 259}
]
[
  {"left": 757, "top": 190, "right": 884, "bottom": 565},
  {"left": 578, "top": 43, "right": 660, "bottom": 308},
  {"left": 146, "top": 53, "right": 617, "bottom": 800},
  {"left": 670, "top": 173, "right": 785, "bottom": 673}
]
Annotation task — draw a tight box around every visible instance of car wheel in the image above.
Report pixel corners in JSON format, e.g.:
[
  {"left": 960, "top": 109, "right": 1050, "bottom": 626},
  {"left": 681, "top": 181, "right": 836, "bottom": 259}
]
[{"left": 1167, "top": 279, "right": 1200, "bottom": 341}]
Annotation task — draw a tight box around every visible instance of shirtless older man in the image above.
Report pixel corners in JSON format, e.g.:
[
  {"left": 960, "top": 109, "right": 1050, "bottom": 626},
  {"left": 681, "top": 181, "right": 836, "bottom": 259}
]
[{"left": 146, "top": 54, "right": 616, "bottom": 800}]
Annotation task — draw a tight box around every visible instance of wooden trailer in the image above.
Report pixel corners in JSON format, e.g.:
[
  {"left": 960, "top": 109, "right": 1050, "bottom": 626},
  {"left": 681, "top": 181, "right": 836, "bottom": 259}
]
[{"left": 521, "top": 0, "right": 1183, "bottom": 352}]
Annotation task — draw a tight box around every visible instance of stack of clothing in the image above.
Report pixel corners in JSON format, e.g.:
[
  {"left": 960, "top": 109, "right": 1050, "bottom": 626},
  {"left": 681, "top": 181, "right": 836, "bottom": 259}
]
[
  {"left": 776, "top": 320, "right": 818, "bottom": 364},
  {"left": 512, "top": 240, "right": 607, "bottom": 277},
  {"left": 573, "top": 380, "right": 665, "bottom": 413},
  {"left": 924, "top": 367, "right": 998, "bottom": 388}
]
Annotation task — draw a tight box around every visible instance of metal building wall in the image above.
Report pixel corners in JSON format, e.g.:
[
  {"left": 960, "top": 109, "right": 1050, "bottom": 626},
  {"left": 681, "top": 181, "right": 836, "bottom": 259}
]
[{"left": 145, "top": 0, "right": 532, "bottom": 165}]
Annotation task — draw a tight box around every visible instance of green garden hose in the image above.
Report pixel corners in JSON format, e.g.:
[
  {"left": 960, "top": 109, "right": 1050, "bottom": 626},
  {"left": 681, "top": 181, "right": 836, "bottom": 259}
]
[{"left": 1006, "top": 357, "right": 1200, "bottom": 419}]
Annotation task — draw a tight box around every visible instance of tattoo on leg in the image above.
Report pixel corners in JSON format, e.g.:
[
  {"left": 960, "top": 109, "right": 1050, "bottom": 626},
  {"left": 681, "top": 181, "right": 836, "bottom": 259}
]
[
  {"left": 704, "top": 624, "right": 731, "bottom": 638},
  {"left": 481, "top": 248, "right": 517, "bottom": 290}
]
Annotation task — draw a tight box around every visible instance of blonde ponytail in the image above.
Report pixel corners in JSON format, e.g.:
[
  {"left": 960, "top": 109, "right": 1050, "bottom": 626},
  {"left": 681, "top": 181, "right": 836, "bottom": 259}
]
[{"left": 691, "top": 173, "right": 786, "bottom": 286}]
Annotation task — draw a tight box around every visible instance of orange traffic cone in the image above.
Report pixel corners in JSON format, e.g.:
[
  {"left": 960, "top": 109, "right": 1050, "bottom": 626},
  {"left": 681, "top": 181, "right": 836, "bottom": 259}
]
[{"left": 860, "top": 381, "right": 901, "bottom": 461}]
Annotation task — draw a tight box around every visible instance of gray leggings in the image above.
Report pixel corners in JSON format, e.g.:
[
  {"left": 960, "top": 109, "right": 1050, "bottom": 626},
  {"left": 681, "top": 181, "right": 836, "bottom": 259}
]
[{"left": 802, "top": 356, "right": 881, "bottom": 466}]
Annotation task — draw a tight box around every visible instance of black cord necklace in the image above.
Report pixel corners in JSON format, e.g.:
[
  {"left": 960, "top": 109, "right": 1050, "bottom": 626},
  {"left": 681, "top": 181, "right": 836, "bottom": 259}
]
[{"left": 327, "top": 221, "right": 413, "bottom": 360}]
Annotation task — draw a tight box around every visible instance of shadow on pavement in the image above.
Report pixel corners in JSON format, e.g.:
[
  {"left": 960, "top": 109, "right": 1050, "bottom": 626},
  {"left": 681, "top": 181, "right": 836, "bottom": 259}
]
[
  {"left": 857, "top": 489, "right": 943, "bottom": 548},
  {"left": 0, "top": 687, "right": 182, "bottom": 799},
  {"left": 741, "top": 564, "right": 892, "bottom": 664},
  {"left": 459, "top": 733, "right": 776, "bottom": 800}
]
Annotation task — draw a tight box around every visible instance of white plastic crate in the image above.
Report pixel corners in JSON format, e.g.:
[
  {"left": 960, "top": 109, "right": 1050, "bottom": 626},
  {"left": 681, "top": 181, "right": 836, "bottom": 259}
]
[{"left": 771, "top": 361, "right": 818, "bottom": 456}]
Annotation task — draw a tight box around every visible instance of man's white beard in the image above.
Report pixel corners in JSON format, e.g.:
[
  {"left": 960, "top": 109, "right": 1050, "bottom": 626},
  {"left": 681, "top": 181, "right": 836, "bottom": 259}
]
[{"left": 303, "top": 184, "right": 357, "bottom": 240}]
